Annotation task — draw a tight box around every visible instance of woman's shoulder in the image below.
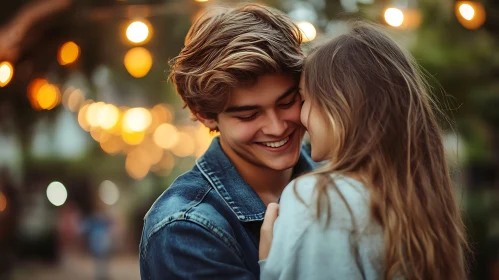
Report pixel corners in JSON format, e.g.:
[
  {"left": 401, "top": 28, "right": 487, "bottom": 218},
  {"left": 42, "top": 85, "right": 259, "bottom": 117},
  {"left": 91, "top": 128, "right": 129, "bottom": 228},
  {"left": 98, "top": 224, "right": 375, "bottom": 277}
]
[
  {"left": 283, "top": 173, "right": 368, "bottom": 204},
  {"left": 281, "top": 173, "right": 372, "bottom": 229}
]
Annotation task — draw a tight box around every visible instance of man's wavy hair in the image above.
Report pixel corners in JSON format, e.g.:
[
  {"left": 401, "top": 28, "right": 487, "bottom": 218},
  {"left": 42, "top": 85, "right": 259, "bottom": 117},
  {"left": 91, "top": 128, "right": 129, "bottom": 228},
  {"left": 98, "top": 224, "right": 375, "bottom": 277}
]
[{"left": 169, "top": 4, "right": 303, "bottom": 120}]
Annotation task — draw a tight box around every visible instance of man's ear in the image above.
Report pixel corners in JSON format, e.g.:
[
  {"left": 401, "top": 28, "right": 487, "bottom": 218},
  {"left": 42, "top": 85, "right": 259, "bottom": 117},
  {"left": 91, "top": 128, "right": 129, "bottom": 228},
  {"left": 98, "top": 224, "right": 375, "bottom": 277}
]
[{"left": 195, "top": 113, "right": 218, "bottom": 131}]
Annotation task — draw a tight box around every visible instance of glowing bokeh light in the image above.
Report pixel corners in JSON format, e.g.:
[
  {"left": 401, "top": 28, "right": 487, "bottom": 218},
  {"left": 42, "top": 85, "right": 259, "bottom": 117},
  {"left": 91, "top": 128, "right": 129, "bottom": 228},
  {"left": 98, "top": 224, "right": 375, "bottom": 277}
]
[
  {"left": 152, "top": 151, "right": 175, "bottom": 176},
  {"left": 46, "top": 181, "right": 68, "bottom": 207},
  {"left": 126, "top": 21, "right": 150, "bottom": 44},
  {"left": 455, "top": 1, "right": 486, "bottom": 30},
  {"left": 125, "top": 148, "right": 150, "bottom": 180},
  {"left": 36, "top": 84, "right": 61, "bottom": 110},
  {"left": 384, "top": 8, "right": 404, "bottom": 27},
  {"left": 98, "top": 104, "right": 120, "bottom": 130},
  {"left": 67, "top": 89, "right": 85, "bottom": 112},
  {"left": 153, "top": 123, "right": 180, "bottom": 149},
  {"left": 124, "top": 47, "right": 153, "bottom": 78},
  {"left": 297, "top": 21, "right": 317, "bottom": 42},
  {"left": 459, "top": 3, "right": 475, "bottom": 20},
  {"left": 58, "top": 41, "right": 80, "bottom": 65},
  {"left": 0, "top": 61, "right": 14, "bottom": 87},
  {"left": 100, "top": 136, "right": 125, "bottom": 155},
  {"left": 86, "top": 102, "right": 105, "bottom": 127},
  {"left": 90, "top": 128, "right": 111, "bottom": 143},
  {"left": 122, "top": 107, "right": 152, "bottom": 132},
  {"left": 27, "top": 78, "right": 47, "bottom": 110},
  {"left": 141, "top": 138, "right": 163, "bottom": 165},
  {"left": 171, "top": 132, "right": 196, "bottom": 157},
  {"left": 122, "top": 130, "right": 146, "bottom": 145},
  {"left": 78, "top": 102, "right": 92, "bottom": 131},
  {"left": 99, "top": 180, "right": 120, "bottom": 206}
]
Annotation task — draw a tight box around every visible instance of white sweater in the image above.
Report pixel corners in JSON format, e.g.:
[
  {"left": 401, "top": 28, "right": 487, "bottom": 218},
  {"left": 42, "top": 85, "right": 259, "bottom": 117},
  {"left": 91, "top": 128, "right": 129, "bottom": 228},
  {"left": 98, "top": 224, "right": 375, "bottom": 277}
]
[{"left": 260, "top": 175, "right": 386, "bottom": 280}]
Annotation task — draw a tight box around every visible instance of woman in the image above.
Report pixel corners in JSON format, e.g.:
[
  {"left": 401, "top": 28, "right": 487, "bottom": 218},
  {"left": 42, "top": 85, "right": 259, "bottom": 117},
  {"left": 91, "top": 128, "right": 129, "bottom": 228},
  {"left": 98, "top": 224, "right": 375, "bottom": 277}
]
[{"left": 259, "top": 22, "right": 469, "bottom": 280}]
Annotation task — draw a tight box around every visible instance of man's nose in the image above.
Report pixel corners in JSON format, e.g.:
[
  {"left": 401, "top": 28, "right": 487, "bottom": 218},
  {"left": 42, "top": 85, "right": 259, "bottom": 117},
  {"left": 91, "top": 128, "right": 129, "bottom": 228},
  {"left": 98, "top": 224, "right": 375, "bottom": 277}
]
[{"left": 261, "top": 111, "right": 287, "bottom": 136}]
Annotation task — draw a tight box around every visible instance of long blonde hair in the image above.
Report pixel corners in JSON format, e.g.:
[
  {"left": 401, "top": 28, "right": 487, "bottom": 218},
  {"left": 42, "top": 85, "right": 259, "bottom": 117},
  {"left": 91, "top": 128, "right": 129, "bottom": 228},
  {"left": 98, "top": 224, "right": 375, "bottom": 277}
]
[{"left": 302, "top": 22, "right": 469, "bottom": 279}]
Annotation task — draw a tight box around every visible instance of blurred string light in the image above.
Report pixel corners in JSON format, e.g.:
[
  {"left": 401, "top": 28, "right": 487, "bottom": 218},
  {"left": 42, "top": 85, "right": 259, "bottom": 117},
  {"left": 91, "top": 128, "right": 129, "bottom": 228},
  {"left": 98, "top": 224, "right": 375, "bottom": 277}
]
[
  {"left": 125, "top": 147, "right": 151, "bottom": 179},
  {"left": 122, "top": 107, "right": 152, "bottom": 132},
  {"left": 171, "top": 131, "right": 196, "bottom": 157},
  {"left": 126, "top": 20, "right": 151, "bottom": 44},
  {"left": 37, "top": 84, "right": 61, "bottom": 110},
  {"left": 0, "top": 61, "right": 14, "bottom": 87},
  {"left": 124, "top": 47, "right": 153, "bottom": 78},
  {"left": 384, "top": 7, "right": 404, "bottom": 27},
  {"left": 68, "top": 95, "right": 216, "bottom": 179},
  {"left": 77, "top": 101, "right": 92, "bottom": 131},
  {"left": 46, "top": 181, "right": 68, "bottom": 207},
  {"left": 122, "top": 130, "right": 146, "bottom": 145},
  {"left": 195, "top": 0, "right": 209, "bottom": 2},
  {"left": 0, "top": 191, "right": 7, "bottom": 212},
  {"left": 97, "top": 104, "right": 120, "bottom": 130},
  {"left": 86, "top": 102, "right": 105, "bottom": 127},
  {"left": 99, "top": 180, "right": 120, "bottom": 206},
  {"left": 153, "top": 123, "right": 179, "bottom": 149},
  {"left": 58, "top": 41, "right": 80, "bottom": 66},
  {"left": 27, "top": 78, "right": 61, "bottom": 110},
  {"left": 297, "top": 21, "right": 317, "bottom": 42},
  {"left": 151, "top": 151, "right": 175, "bottom": 176},
  {"left": 100, "top": 135, "right": 125, "bottom": 155},
  {"left": 67, "top": 89, "right": 85, "bottom": 112},
  {"left": 455, "top": 1, "right": 486, "bottom": 30}
]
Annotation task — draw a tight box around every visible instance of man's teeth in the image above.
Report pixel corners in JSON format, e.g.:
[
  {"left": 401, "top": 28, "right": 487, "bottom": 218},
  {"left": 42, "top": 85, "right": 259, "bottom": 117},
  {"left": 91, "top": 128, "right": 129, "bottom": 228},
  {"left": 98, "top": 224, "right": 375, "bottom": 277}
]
[{"left": 261, "top": 136, "right": 290, "bottom": 148}]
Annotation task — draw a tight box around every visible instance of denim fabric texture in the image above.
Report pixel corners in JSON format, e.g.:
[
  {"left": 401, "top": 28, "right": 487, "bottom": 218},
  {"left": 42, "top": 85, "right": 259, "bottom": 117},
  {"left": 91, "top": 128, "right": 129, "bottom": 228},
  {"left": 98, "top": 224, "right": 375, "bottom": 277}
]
[{"left": 139, "top": 136, "right": 315, "bottom": 279}]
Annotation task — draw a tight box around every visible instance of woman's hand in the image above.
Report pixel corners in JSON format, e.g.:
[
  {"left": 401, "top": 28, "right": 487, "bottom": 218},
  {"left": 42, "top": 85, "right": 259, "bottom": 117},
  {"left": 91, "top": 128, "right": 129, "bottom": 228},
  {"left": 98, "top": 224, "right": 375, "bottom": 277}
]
[{"left": 259, "top": 202, "right": 280, "bottom": 261}]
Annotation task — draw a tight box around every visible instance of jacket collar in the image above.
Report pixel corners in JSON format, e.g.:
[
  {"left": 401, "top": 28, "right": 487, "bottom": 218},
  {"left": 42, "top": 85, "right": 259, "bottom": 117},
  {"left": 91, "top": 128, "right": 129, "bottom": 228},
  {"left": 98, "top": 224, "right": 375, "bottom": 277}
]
[{"left": 196, "top": 137, "right": 316, "bottom": 222}]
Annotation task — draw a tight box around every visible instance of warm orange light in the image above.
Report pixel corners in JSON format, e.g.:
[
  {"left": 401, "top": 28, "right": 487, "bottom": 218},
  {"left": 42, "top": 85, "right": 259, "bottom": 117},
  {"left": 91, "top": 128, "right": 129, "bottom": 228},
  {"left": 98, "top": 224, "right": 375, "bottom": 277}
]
[
  {"left": 149, "top": 104, "right": 174, "bottom": 133},
  {"left": 297, "top": 21, "right": 317, "bottom": 42},
  {"left": 0, "top": 61, "right": 14, "bottom": 87},
  {"left": 122, "top": 130, "right": 145, "bottom": 145},
  {"left": 125, "top": 147, "right": 150, "bottom": 180},
  {"left": 100, "top": 136, "right": 125, "bottom": 155},
  {"left": 97, "top": 104, "right": 120, "bottom": 130},
  {"left": 152, "top": 151, "right": 175, "bottom": 176},
  {"left": 0, "top": 191, "right": 6, "bottom": 212},
  {"left": 195, "top": 125, "right": 218, "bottom": 158},
  {"left": 141, "top": 138, "right": 163, "bottom": 165},
  {"left": 78, "top": 102, "right": 92, "bottom": 131},
  {"left": 90, "top": 128, "right": 111, "bottom": 143},
  {"left": 67, "top": 89, "right": 85, "bottom": 112},
  {"left": 124, "top": 47, "right": 153, "bottom": 78},
  {"left": 126, "top": 21, "right": 151, "bottom": 44},
  {"left": 122, "top": 107, "right": 152, "bottom": 132},
  {"left": 385, "top": 8, "right": 404, "bottom": 27},
  {"left": 36, "top": 84, "right": 61, "bottom": 110},
  {"left": 153, "top": 123, "right": 179, "bottom": 149},
  {"left": 28, "top": 78, "right": 47, "bottom": 110},
  {"left": 171, "top": 132, "right": 196, "bottom": 157},
  {"left": 86, "top": 102, "right": 105, "bottom": 127},
  {"left": 58, "top": 41, "right": 80, "bottom": 65},
  {"left": 455, "top": 1, "right": 486, "bottom": 29}
]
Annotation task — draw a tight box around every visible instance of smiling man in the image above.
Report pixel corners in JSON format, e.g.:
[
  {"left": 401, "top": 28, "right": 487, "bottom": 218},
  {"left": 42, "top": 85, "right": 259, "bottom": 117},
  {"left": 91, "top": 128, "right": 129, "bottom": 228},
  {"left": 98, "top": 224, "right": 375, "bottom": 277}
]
[{"left": 139, "top": 4, "right": 315, "bottom": 280}]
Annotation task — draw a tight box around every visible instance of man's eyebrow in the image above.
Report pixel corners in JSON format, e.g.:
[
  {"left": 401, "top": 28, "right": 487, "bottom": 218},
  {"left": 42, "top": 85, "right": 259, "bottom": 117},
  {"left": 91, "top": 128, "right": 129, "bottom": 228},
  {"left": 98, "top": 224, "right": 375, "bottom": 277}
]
[
  {"left": 224, "top": 105, "right": 260, "bottom": 113},
  {"left": 224, "top": 85, "right": 299, "bottom": 113},
  {"left": 276, "top": 85, "right": 299, "bottom": 102}
]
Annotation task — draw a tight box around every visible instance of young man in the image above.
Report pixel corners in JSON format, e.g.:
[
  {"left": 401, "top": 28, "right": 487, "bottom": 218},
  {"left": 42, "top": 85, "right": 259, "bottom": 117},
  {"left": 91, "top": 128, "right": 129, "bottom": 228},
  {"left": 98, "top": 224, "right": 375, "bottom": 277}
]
[{"left": 139, "top": 4, "right": 315, "bottom": 279}]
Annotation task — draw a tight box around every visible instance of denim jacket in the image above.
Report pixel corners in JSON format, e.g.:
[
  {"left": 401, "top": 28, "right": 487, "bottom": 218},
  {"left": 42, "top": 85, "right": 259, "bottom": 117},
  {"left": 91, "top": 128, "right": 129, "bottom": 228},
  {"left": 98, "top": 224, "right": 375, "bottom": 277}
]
[{"left": 139, "top": 137, "right": 315, "bottom": 280}]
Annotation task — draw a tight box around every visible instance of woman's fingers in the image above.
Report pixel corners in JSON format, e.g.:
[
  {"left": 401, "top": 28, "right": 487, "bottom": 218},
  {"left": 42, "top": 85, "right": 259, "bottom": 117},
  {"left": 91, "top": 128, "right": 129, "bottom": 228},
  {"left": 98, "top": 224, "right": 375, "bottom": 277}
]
[{"left": 259, "top": 202, "right": 280, "bottom": 260}]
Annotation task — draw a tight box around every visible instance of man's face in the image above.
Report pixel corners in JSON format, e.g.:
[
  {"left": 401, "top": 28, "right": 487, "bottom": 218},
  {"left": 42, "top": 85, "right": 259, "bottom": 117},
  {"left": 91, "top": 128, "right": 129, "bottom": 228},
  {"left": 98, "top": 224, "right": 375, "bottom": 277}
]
[{"left": 213, "top": 74, "right": 305, "bottom": 172}]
